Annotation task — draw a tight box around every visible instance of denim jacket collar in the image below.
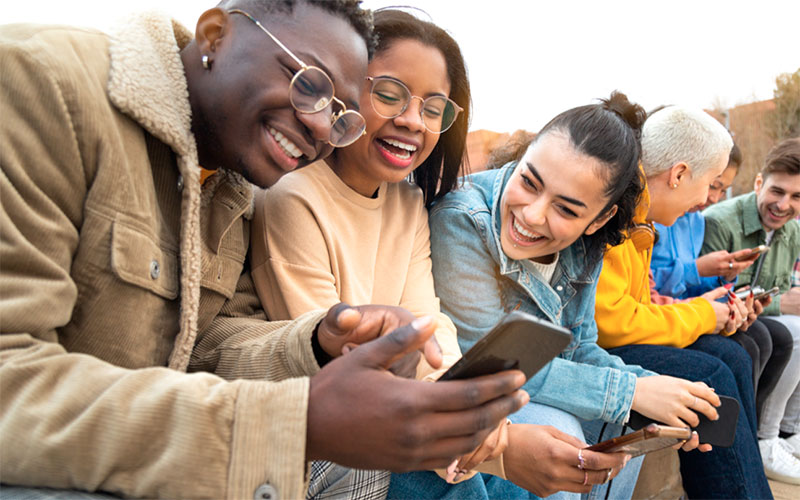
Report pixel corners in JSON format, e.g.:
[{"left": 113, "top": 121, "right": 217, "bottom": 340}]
[{"left": 485, "top": 164, "right": 593, "bottom": 324}]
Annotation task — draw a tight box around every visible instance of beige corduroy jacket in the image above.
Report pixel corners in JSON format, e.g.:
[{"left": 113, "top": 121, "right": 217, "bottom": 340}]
[{"left": 0, "top": 13, "right": 324, "bottom": 499}]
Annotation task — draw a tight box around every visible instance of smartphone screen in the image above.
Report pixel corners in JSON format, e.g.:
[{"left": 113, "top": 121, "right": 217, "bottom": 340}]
[{"left": 437, "top": 311, "right": 571, "bottom": 382}]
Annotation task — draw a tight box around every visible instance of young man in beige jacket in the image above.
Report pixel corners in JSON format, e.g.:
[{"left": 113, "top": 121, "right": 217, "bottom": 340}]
[{"left": 0, "top": 1, "right": 528, "bottom": 498}]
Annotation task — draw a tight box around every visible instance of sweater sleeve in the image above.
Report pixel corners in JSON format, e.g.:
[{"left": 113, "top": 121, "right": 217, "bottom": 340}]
[
  {"left": 595, "top": 243, "right": 718, "bottom": 349},
  {"left": 0, "top": 35, "right": 310, "bottom": 500}
]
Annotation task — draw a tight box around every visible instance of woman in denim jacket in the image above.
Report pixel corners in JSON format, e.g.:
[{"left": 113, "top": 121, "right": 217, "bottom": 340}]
[{"left": 417, "top": 93, "right": 719, "bottom": 499}]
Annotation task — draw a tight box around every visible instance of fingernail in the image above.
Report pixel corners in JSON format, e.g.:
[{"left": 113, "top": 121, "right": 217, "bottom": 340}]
[
  {"left": 517, "top": 391, "right": 530, "bottom": 405},
  {"left": 724, "top": 283, "right": 734, "bottom": 289},
  {"left": 710, "top": 387, "right": 716, "bottom": 392},
  {"left": 411, "top": 316, "right": 433, "bottom": 330},
  {"left": 445, "top": 458, "right": 458, "bottom": 483},
  {"left": 713, "top": 412, "right": 719, "bottom": 420},
  {"left": 624, "top": 455, "right": 631, "bottom": 466}
]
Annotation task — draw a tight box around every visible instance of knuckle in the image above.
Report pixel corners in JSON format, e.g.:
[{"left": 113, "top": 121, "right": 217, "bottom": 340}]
[
  {"left": 461, "top": 383, "right": 482, "bottom": 407},
  {"left": 402, "top": 423, "right": 429, "bottom": 448}
]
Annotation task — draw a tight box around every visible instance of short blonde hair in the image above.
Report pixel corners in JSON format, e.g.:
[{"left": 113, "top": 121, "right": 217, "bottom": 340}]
[{"left": 641, "top": 106, "right": 732, "bottom": 178}]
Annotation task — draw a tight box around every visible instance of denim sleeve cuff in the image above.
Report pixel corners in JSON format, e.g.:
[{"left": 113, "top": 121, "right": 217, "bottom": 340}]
[{"left": 603, "top": 370, "right": 638, "bottom": 425}]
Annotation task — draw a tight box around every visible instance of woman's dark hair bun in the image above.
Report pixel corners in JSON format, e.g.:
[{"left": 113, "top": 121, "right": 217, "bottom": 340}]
[{"left": 600, "top": 91, "right": 646, "bottom": 141}]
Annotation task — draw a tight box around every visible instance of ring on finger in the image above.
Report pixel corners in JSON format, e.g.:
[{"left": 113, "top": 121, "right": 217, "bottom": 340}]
[
  {"left": 728, "top": 261, "right": 733, "bottom": 269},
  {"left": 605, "top": 468, "right": 613, "bottom": 484},
  {"left": 577, "top": 449, "right": 585, "bottom": 470},
  {"left": 583, "top": 470, "right": 589, "bottom": 486}
]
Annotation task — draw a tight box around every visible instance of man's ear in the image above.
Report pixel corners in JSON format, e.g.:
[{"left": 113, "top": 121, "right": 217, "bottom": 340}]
[
  {"left": 585, "top": 205, "right": 618, "bottom": 236},
  {"left": 668, "top": 162, "right": 689, "bottom": 188},
  {"left": 754, "top": 173, "right": 764, "bottom": 193},
  {"left": 195, "top": 8, "right": 228, "bottom": 63}
]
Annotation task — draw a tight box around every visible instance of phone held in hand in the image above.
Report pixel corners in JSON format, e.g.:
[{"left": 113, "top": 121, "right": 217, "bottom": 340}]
[
  {"left": 734, "top": 286, "right": 781, "bottom": 301},
  {"left": 627, "top": 395, "right": 740, "bottom": 448},
  {"left": 734, "top": 244, "right": 769, "bottom": 261},
  {"left": 587, "top": 424, "right": 691, "bottom": 457},
  {"left": 437, "top": 310, "right": 571, "bottom": 382}
]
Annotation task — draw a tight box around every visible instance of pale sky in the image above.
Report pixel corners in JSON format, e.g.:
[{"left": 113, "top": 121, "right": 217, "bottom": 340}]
[{"left": 6, "top": 0, "right": 798, "bottom": 133}]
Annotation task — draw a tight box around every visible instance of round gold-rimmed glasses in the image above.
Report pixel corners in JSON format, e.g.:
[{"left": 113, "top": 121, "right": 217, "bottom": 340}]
[
  {"left": 367, "top": 76, "right": 463, "bottom": 134},
  {"left": 229, "top": 9, "right": 366, "bottom": 147}
]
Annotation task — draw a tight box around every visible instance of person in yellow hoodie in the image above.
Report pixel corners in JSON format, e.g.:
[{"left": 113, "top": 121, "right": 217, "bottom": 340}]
[{"left": 595, "top": 105, "right": 772, "bottom": 498}]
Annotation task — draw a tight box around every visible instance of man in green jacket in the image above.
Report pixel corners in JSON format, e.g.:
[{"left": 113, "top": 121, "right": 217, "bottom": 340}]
[
  {"left": 0, "top": 1, "right": 528, "bottom": 498},
  {"left": 702, "top": 137, "right": 800, "bottom": 484}
]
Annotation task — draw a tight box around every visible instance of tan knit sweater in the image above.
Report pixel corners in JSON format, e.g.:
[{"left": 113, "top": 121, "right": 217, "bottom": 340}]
[{"left": 250, "top": 160, "right": 462, "bottom": 380}]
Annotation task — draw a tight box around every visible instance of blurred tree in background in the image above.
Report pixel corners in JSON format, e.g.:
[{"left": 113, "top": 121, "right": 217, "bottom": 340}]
[{"left": 768, "top": 68, "right": 800, "bottom": 141}]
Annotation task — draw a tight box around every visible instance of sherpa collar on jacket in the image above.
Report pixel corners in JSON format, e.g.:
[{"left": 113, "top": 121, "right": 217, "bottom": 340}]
[{"left": 106, "top": 13, "right": 203, "bottom": 371}]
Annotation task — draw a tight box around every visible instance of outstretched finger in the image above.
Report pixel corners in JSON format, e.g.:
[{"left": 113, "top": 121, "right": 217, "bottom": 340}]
[
  {"left": 412, "top": 390, "right": 529, "bottom": 445},
  {"left": 416, "top": 370, "right": 528, "bottom": 412},
  {"left": 349, "top": 315, "right": 438, "bottom": 370}
]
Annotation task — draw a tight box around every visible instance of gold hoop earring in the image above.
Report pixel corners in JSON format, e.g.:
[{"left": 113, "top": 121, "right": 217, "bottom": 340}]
[{"left": 202, "top": 55, "right": 211, "bottom": 70}]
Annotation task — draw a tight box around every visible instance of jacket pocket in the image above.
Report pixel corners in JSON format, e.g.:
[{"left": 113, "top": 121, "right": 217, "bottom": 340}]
[{"left": 110, "top": 219, "right": 179, "bottom": 300}]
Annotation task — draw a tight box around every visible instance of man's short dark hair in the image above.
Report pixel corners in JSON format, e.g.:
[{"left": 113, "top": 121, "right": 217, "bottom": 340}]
[
  {"left": 762, "top": 137, "right": 800, "bottom": 178},
  {"left": 219, "top": 0, "right": 376, "bottom": 58}
]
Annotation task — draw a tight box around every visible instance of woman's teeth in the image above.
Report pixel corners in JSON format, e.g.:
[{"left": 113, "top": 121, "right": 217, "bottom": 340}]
[
  {"left": 269, "top": 127, "right": 302, "bottom": 159},
  {"left": 513, "top": 218, "right": 544, "bottom": 241},
  {"left": 380, "top": 138, "right": 417, "bottom": 159}
]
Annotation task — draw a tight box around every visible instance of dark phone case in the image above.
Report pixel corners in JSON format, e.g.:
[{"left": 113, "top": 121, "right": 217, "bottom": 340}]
[
  {"left": 627, "top": 395, "right": 740, "bottom": 447},
  {"left": 437, "top": 310, "right": 572, "bottom": 382}
]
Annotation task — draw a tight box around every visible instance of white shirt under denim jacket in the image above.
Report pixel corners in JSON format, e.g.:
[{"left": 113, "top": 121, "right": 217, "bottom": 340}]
[{"left": 429, "top": 163, "right": 656, "bottom": 425}]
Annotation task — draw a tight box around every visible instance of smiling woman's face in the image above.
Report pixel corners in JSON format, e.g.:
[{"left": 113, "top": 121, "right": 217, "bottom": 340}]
[
  {"left": 499, "top": 132, "right": 615, "bottom": 263},
  {"left": 328, "top": 38, "right": 450, "bottom": 197}
]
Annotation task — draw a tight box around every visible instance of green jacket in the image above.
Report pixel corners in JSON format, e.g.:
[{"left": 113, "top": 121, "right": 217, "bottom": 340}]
[
  {"left": 1, "top": 15, "right": 323, "bottom": 499},
  {"left": 701, "top": 192, "right": 800, "bottom": 315}
]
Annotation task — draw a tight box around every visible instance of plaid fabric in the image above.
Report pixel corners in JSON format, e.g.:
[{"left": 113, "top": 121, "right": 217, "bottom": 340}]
[
  {"left": 0, "top": 486, "right": 119, "bottom": 499},
  {"left": 306, "top": 461, "right": 390, "bottom": 500}
]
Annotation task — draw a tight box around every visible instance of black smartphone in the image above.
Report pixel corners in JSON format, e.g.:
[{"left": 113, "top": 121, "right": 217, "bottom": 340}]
[
  {"left": 627, "top": 395, "right": 740, "bottom": 447},
  {"left": 437, "top": 310, "right": 572, "bottom": 382},
  {"left": 587, "top": 424, "right": 692, "bottom": 458}
]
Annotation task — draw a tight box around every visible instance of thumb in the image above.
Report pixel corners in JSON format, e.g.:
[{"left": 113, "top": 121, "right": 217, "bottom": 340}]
[
  {"left": 351, "top": 315, "right": 437, "bottom": 370},
  {"left": 321, "top": 303, "right": 361, "bottom": 338},
  {"left": 703, "top": 286, "right": 729, "bottom": 301}
]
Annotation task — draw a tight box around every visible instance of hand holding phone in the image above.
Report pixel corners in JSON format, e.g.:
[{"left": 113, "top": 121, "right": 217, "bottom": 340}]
[
  {"left": 627, "top": 396, "right": 740, "bottom": 447},
  {"left": 734, "top": 286, "right": 780, "bottom": 302},
  {"left": 437, "top": 311, "right": 571, "bottom": 382},
  {"left": 734, "top": 245, "right": 769, "bottom": 262},
  {"left": 587, "top": 424, "right": 691, "bottom": 458}
]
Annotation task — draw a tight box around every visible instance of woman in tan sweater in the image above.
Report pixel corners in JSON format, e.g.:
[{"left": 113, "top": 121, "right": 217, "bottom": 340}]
[{"left": 250, "top": 7, "right": 505, "bottom": 495}]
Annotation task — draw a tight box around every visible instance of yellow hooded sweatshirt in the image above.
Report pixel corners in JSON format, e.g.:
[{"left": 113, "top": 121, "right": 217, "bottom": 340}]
[{"left": 595, "top": 185, "right": 718, "bottom": 349}]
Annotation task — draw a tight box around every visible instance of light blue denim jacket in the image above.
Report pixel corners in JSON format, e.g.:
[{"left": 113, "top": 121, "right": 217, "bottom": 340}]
[{"left": 429, "top": 165, "right": 655, "bottom": 425}]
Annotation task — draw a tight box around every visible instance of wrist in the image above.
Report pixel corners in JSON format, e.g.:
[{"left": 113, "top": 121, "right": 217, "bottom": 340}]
[{"left": 311, "top": 323, "right": 334, "bottom": 367}]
